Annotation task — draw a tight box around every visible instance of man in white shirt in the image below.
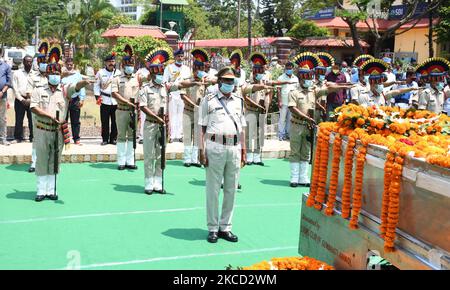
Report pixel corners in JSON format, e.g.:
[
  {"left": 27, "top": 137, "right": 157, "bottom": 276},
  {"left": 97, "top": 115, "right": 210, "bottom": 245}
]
[
  {"left": 276, "top": 62, "right": 298, "bottom": 141},
  {"left": 94, "top": 53, "right": 121, "bottom": 145},
  {"left": 163, "top": 47, "right": 191, "bottom": 143},
  {"left": 12, "top": 55, "right": 33, "bottom": 143}
]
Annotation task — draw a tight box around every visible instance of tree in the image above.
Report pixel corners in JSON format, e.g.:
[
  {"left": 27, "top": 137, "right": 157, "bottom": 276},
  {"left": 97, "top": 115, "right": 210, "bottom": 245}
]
[
  {"left": 0, "top": 0, "right": 27, "bottom": 48},
  {"left": 109, "top": 14, "right": 138, "bottom": 28},
  {"left": 302, "top": 0, "right": 444, "bottom": 56},
  {"left": 260, "top": 0, "right": 277, "bottom": 36},
  {"left": 434, "top": 0, "right": 450, "bottom": 44},
  {"left": 66, "top": 0, "right": 117, "bottom": 70},
  {"left": 287, "top": 19, "right": 329, "bottom": 40}
]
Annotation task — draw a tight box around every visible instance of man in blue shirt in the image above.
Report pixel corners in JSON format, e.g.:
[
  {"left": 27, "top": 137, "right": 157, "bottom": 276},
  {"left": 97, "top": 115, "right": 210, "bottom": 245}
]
[
  {"left": 62, "top": 58, "right": 85, "bottom": 145},
  {"left": 0, "top": 48, "right": 12, "bottom": 146}
]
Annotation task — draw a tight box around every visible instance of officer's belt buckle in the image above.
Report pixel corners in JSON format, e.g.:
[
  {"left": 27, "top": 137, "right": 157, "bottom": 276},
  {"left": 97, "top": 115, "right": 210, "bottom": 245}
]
[{"left": 224, "top": 135, "right": 237, "bottom": 146}]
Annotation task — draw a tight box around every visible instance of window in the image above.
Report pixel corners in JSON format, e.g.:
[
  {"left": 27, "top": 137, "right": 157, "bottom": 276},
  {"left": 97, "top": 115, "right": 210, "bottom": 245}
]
[{"left": 121, "top": 0, "right": 133, "bottom": 4}]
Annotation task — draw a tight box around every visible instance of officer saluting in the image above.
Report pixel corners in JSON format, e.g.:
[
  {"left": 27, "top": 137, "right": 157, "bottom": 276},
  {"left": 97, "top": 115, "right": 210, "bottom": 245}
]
[
  {"left": 182, "top": 48, "right": 210, "bottom": 167},
  {"left": 26, "top": 41, "right": 50, "bottom": 173},
  {"left": 111, "top": 44, "right": 139, "bottom": 170},
  {"left": 139, "top": 47, "right": 173, "bottom": 195},
  {"left": 415, "top": 57, "right": 450, "bottom": 114},
  {"left": 244, "top": 52, "right": 272, "bottom": 166},
  {"left": 94, "top": 52, "right": 122, "bottom": 146},
  {"left": 199, "top": 67, "right": 247, "bottom": 244},
  {"left": 30, "top": 45, "right": 92, "bottom": 202}
]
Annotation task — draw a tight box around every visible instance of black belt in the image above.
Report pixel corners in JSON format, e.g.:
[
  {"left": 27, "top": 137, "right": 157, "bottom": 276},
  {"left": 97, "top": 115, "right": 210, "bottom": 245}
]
[
  {"left": 101, "top": 92, "right": 111, "bottom": 97},
  {"left": 210, "top": 134, "right": 238, "bottom": 146}
]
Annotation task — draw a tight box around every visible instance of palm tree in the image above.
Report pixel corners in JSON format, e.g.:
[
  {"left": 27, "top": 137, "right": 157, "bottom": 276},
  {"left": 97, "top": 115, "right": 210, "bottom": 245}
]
[{"left": 67, "top": 0, "right": 116, "bottom": 60}]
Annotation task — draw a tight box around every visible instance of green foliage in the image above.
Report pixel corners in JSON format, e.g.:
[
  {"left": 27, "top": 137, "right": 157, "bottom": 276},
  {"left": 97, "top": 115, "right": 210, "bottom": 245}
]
[
  {"left": 435, "top": 0, "right": 450, "bottom": 44},
  {"left": 287, "top": 19, "right": 329, "bottom": 40},
  {"left": 109, "top": 14, "right": 139, "bottom": 28},
  {"left": 111, "top": 36, "right": 170, "bottom": 64}
]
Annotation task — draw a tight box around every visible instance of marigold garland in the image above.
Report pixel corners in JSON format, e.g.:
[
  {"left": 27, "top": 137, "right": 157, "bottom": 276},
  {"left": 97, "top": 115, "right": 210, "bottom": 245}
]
[
  {"left": 307, "top": 127, "right": 323, "bottom": 207},
  {"left": 341, "top": 131, "right": 358, "bottom": 219},
  {"left": 243, "top": 256, "right": 334, "bottom": 270},
  {"left": 309, "top": 105, "right": 449, "bottom": 251},
  {"left": 380, "top": 152, "right": 394, "bottom": 238},
  {"left": 314, "top": 125, "right": 332, "bottom": 210},
  {"left": 349, "top": 144, "right": 368, "bottom": 229},
  {"left": 324, "top": 134, "right": 342, "bottom": 216}
]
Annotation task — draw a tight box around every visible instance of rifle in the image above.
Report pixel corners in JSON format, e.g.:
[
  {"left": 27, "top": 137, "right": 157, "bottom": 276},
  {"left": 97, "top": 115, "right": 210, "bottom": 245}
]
[
  {"left": 54, "top": 111, "right": 60, "bottom": 197},
  {"left": 307, "top": 108, "right": 316, "bottom": 165},
  {"left": 159, "top": 107, "right": 167, "bottom": 193},
  {"left": 129, "top": 98, "right": 137, "bottom": 165}
]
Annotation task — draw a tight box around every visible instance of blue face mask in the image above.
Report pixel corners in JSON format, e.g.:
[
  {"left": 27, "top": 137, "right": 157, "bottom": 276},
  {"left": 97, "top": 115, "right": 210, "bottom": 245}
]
[
  {"left": 341, "top": 68, "right": 348, "bottom": 73},
  {"left": 255, "top": 74, "right": 264, "bottom": 81},
  {"left": 351, "top": 67, "right": 358, "bottom": 75},
  {"left": 220, "top": 83, "right": 235, "bottom": 94},
  {"left": 363, "top": 76, "right": 370, "bottom": 84},
  {"left": 303, "top": 80, "right": 313, "bottom": 88},
  {"left": 154, "top": 74, "right": 164, "bottom": 85},
  {"left": 48, "top": 75, "right": 61, "bottom": 86},
  {"left": 375, "top": 84, "right": 384, "bottom": 94},
  {"left": 318, "top": 75, "right": 325, "bottom": 82},
  {"left": 197, "top": 71, "right": 207, "bottom": 79},
  {"left": 286, "top": 69, "right": 293, "bottom": 76},
  {"left": 39, "top": 63, "right": 47, "bottom": 73},
  {"left": 176, "top": 60, "right": 183, "bottom": 66},
  {"left": 435, "top": 82, "right": 445, "bottom": 91},
  {"left": 124, "top": 66, "right": 134, "bottom": 75},
  {"left": 326, "top": 67, "right": 332, "bottom": 74},
  {"left": 425, "top": 83, "right": 431, "bottom": 89}
]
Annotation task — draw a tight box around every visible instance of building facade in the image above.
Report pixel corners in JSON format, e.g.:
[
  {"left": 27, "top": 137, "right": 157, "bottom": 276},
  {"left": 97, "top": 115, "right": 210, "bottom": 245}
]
[{"left": 109, "top": 0, "right": 149, "bottom": 21}]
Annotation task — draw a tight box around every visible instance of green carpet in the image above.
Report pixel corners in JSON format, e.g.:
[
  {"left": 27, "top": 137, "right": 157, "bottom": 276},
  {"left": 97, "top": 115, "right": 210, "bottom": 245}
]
[{"left": 0, "top": 159, "right": 308, "bottom": 270}]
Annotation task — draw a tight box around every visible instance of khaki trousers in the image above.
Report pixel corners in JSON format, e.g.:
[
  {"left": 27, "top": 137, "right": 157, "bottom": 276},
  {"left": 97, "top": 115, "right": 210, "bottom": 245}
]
[{"left": 205, "top": 140, "right": 241, "bottom": 232}]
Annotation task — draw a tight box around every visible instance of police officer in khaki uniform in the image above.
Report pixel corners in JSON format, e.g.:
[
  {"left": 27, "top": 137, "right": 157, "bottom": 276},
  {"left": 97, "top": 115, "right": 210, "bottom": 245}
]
[
  {"left": 111, "top": 44, "right": 139, "bottom": 170},
  {"left": 139, "top": 48, "right": 173, "bottom": 195},
  {"left": 355, "top": 59, "right": 419, "bottom": 108},
  {"left": 26, "top": 41, "right": 50, "bottom": 173},
  {"left": 182, "top": 49, "right": 210, "bottom": 167},
  {"left": 199, "top": 67, "right": 247, "bottom": 243},
  {"left": 244, "top": 52, "right": 272, "bottom": 166},
  {"left": 30, "top": 46, "right": 92, "bottom": 202},
  {"left": 416, "top": 57, "right": 450, "bottom": 114},
  {"left": 289, "top": 52, "right": 354, "bottom": 187}
]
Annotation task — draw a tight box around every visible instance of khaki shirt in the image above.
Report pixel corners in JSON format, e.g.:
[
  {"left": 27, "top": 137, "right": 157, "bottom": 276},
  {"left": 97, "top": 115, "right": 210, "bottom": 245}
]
[
  {"left": 186, "top": 79, "right": 206, "bottom": 106},
  {"left": 139, "top": 81, "right": 167, "bottom": 119},
  {"left": 111, "top": 74, "right": 140, "bottom": 108},
  {"left": 199, "top": 91, "right": 247, "bottom": 136},
  {"left": 245, "top": 80, "right": 268, "bottom": 111},
  {"left": 30, "top": 84, "right": 76, "bottom": 124},
  {"left": 418, "top": 88, "right": 445, "bottom": 113},
  {"left": 26, "top": 70, "right": 47, "bottom": 95},
  {"left": 288, "top": 86, "right": 327, "bottom": 119}
]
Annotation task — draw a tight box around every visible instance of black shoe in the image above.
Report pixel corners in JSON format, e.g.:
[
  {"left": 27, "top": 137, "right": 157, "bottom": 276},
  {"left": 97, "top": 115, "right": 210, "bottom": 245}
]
[
  {"left": 290, "top": 182, "right": 299, "bottom": 188},
  {"left": 101, "top": 141, "right": 108, "bottom": 146},
  {"left": 299, "top": 183, "right": 311, "bottom": 187},
  {"left": 218, "top": 231, "right": 238, "bottom": 243},
  {"left": 184, "top": 163, "right": 191, "bottom": 168},
  {"left": 110, "top": 140, "right": 117, "bottom": 145},
  {"left": 35, "top": 195, "right": 45, "bottom": 202},
  {"left": 169, "top": 139, "right": 174, "bottom": 143},
  {"left": 221, "top": 184, "right": 224, "bottom": 189},
  {"left": 192, "top": 163, "right": 202, "bottom": 168},
  {"left": 255, "top": 162, "right": 264, "bottom": 166},
  {"left": 118, "top": 165, "right": 126, "bottom": 170},
  {"left": 126, "top": 165, "right": 138, "bottom": 170},
  {"left": 246, "top": 162, "right": 253, "bottom": 165},
  {"left": 237, "top": 184, "right": 242, "bottom": 190},
  {"left": 154, "top": 189, "right": 166, "bottom": 194},
  {"left": 145, "top": 190, "right": 153, "bottom": 195},
  {"left": 178, "top": 138, "right": 183, "bottom": 143},
  {"left": 28, "top": 167, "right": 35, "bottom": 173},
  {"left": 207, "top": 232, "right": 218, "bottom": 243},
  {"left": 47, "top": 195, "right": 58, "bottom": 201},
  {"left": 139, "top": 139, "right": 144, "bottom": 145}
]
